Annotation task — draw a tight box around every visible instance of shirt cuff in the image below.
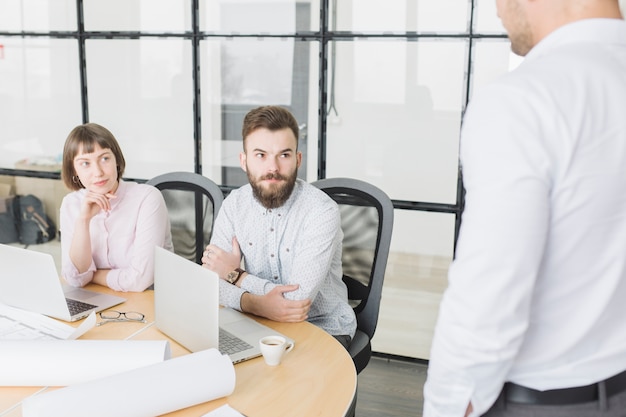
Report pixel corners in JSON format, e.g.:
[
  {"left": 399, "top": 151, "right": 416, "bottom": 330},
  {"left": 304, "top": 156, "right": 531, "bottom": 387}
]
[
  {"left": 240, "top": 273, "right": 274, "bottom": 295},
  {"left": 63, "top": 260, "right": 96, "bottom": 288},
  {"left": 219, "top": 279, "right": 247, "bottom": 311}
]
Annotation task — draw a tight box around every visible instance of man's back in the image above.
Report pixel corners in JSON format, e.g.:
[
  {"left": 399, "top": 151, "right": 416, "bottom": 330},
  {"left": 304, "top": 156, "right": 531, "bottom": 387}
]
[
  {"left": 424, "top": 16, "right": 626, "bottom": 416},
  {"left": 500, "top": 19, "right": 626, "bottom": 385}
]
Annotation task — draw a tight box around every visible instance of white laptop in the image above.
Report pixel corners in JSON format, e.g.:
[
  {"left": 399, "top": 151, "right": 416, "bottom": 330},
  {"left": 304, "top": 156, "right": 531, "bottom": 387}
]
[
  {"left": 0, "top": 244, "right": 126, "bottom": 322},
  {"left": 154, "top": 246, "right": 294, "bottom": 364}
]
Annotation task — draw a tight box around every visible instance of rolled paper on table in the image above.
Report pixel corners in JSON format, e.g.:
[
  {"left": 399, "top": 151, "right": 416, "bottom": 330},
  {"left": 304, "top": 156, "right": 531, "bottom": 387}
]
[
  {"left": 0, "top": 340, "right": 171, "bottom": 386},
  {"left": 22, "top": 348, "right": 235, "bottom": 417}
]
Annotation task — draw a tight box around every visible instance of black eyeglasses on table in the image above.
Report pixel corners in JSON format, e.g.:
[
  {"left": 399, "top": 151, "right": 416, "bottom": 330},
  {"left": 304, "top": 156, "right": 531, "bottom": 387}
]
[{"left": 96, "top": 311, "right": 146, "bottom": 326}]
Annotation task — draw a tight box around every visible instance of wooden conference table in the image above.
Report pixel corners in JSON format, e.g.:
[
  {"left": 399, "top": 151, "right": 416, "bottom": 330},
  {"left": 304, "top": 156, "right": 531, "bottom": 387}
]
[{"left": 0, "top": 284, "right": 357, "bottom": 417}]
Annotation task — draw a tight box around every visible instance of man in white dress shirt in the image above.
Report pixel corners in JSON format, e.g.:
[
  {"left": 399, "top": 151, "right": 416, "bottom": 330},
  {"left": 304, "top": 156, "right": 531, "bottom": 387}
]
[{"left": 424, "top": 0, "right": 626, "bottom": 416}]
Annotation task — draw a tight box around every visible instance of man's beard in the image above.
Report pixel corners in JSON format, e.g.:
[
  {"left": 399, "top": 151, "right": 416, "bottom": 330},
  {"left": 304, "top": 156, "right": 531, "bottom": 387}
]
[{"left": 248, "top": 170, "right": 298, "bottom": 209}]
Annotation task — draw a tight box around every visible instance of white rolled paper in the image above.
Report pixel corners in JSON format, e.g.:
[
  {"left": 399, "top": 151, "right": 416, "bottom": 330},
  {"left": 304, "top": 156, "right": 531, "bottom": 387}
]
[
  {"left": 22, "top": 348, "right": 235, "bottom": 417},
  {"left": 0, "top": 340, "right": 170, "bottom": 386}
]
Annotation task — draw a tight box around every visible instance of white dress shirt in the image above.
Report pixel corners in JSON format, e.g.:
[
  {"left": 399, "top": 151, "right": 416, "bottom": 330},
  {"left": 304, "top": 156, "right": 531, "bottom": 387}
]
[
  {"left": 212, "top": 179, "right": 356, "bottom": 338},
  {"left": 424, "top": 19, "right": 626, "bottom": 416}
]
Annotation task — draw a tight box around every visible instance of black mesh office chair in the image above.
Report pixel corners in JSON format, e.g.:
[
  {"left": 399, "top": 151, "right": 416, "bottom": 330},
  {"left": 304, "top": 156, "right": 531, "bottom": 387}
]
[
  {"left": 313, "top": 177, "right": 394, "bottom": 375},
  {"left": 147, "top": 172, "right": 224, "bottom": 265}
]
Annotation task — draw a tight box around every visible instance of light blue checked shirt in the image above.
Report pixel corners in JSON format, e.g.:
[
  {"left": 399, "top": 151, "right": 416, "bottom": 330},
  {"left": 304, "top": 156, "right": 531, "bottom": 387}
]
[{"left": 212, "top": 179, "right": 356, "bottom": 338}]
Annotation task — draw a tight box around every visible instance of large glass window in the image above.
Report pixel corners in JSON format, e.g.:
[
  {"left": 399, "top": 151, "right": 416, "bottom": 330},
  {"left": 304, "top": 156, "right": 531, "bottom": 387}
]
[
  {"left": 472, "top": 39, "right": 521, "bottom": 97},
  {"left": 200, "top": 38, "right": 317, "bottom": 186},
  {"left": 326, "top": 39, "right": 465, "bottom": 204},
  {"left": 376, "top": 210, "right": 455, "bottom": 358},
  {"left": 333, "top": 0, "right": 470, "bottom": 33},
  {"left": 84, "top": 0, "right": 191, "bottom": 32},
  {"left": 199, "top": 0, "right": 319, "bottom": 33},
  {"left": 473, "top": 0, "right": 506, "bottom": 33},
  {"left": 0, "top": 37, "right": 81, "bottom": 170},
  {"left": 0, "top": 0, "right": 523, "bottom": 360},
  {"left": 0, "top": 0, "right": 76, "bottom": 32},
  {"left": 86, "top": 38, "right": 195, "bottom": 178}
]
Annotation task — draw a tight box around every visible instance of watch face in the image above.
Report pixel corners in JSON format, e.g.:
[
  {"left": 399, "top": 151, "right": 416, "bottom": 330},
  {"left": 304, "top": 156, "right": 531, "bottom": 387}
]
[{"left": 227, "top": 271, "right": 238, "bottom": 282}]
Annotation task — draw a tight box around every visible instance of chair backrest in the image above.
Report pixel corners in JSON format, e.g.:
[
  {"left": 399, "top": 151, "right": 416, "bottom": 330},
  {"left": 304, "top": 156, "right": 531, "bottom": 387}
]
[
  {"left": 312, "top": 178, "right": 394, "bottom": 340},
  {"left": 147, "top": 172, "right": 224, "bottom": 265}
]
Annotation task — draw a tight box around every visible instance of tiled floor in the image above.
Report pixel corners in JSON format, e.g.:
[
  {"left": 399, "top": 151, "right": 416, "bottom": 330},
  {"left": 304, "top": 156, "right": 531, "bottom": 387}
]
[{"left": 356, "top": 355, "right": 427, "bottom": 417}]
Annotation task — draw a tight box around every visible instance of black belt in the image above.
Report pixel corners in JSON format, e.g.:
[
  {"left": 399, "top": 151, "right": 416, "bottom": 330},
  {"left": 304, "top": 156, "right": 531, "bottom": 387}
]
[{"left": 505, "top": 369, "right": 626, "bottom": 405}]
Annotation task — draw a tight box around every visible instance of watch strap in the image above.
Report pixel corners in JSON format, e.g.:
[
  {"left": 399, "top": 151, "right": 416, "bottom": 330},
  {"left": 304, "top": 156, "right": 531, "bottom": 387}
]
[{"left": 229, "top": 268, "right": 245, "bottom": 285}]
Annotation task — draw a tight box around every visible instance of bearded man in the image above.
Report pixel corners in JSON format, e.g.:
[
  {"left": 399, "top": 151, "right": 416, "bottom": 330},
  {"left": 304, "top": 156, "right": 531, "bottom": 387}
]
[{"left": 201, "top": 105, "right": 355, "bottom": 349}]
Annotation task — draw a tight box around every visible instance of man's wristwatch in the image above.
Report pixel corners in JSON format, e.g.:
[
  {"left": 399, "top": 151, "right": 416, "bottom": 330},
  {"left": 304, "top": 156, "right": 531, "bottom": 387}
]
[{"left": 226, "top": 268, "right": 245, "bottom": 285}]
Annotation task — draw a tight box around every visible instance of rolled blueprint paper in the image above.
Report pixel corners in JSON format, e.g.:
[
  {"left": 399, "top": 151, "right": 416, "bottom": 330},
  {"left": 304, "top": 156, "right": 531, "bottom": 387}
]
[
  {"left": 22, "top": 348, "right": 235, "bottom": 417},
  {"left": 0, "top": 340, "right": 170, "bottom": 386}
]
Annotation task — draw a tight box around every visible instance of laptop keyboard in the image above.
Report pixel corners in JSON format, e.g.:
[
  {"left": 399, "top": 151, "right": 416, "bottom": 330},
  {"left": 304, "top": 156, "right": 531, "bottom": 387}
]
[
  {"left": 219, "top": 328, "right": 253, "bottom": 355},
  {"left": 66, "top": 298, "right": 98, "bottom": 316}
]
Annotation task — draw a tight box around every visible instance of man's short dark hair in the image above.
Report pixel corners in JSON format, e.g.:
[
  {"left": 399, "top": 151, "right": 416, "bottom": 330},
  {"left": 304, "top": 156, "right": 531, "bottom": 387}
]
[{"left": 241, "top": 106, "right": 299, "bottom": 150}]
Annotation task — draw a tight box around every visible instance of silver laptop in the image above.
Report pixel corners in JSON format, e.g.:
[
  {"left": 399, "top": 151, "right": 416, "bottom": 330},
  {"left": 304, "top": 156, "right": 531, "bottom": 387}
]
[
  {"left": 0, "top": 244, "right": 126, "bottom": 322},
  {"left": 154, "top": 246, "right": 294, "bottom": 364}
]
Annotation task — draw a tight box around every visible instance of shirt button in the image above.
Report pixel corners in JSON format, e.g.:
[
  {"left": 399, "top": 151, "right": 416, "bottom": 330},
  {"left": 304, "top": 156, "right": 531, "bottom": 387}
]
[
  {"left": 270, "top": 254, "right": 275, "bottom": 257},
  {"left": 270, "top": 228, "right": 274, "bottom": 232},
  {"left": 286, "top": 248, "right": 290, "bottom": 252},
  {"left": 274, "top": 276, "right": 278, "bottom": 280}
]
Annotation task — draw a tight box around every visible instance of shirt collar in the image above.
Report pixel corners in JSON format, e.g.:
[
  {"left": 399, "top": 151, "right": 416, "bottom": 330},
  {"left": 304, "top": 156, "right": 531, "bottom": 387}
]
[{"left": 526, "top": 18, "right": 626, "bottom": 62}]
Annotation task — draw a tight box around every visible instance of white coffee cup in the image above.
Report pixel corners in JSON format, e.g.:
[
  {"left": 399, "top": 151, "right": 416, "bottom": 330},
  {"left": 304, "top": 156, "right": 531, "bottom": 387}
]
[{"left": 259, "top": 335, "right": 294, "bottom": 366}]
